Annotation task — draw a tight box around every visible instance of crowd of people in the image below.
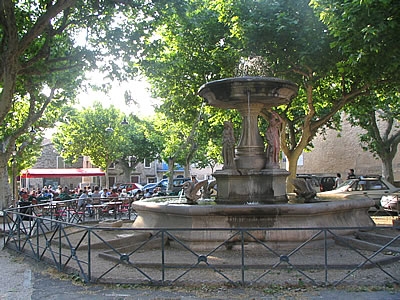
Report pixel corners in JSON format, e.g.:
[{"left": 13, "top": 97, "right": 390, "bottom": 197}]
[
  {"left": 16, "top": 184, "right": 148, "bottom": 219},
  {"left": 17, "top": 184, "right": 145, "bottom": 206}
]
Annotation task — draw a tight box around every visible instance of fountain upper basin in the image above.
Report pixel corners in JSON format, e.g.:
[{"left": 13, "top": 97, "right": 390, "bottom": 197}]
[{"left": 198, "top": 76, "right": 298, "bottom": 109}]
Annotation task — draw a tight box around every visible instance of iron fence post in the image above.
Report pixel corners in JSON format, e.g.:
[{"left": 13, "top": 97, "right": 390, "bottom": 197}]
[
  {"left": 241, "top": 229, "right": 245, "bottom": 286},
  {"left": 88, "top": 228, "right": 91, "bottom": 282}
]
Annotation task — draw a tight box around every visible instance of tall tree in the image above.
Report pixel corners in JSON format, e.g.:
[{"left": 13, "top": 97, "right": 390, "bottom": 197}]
[
  {"left": 131, "top": 0, "right": 400, "bottom": 192},
  {"left": 312, "top": 0, "right": 400, "bottom": 182},
  {"left": 131, "top": 0, "right": 242, "bottom": 178},
  {"left": 0, "top": 0, "right": 166, "bottom": 208},
  {"left": 346, "top": 89, "right": 400, "bottom": 183},
  {"left": 220, "top": 0, "right": 373, "bottom": 191}
]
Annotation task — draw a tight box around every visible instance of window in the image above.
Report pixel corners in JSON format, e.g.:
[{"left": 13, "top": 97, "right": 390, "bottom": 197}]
[
  {"left": 108, "top": 176, "right": 116, "bottom": 188},
  {"left": 147, "top": 177, "right": 156, "bottom": 183},
  {"left": 144, "top": 159, "right": 151, "bottom": 168},
  {"left": 56, "top": 156, "right": 65, "bottom": 168},
  {"left": 109, "top": 162, "right": 115, "bottom": 169},
  {"left": 368, "top": 180, "right": 384, "bottom": 190},
  {"left": 130, "top": 175, "right": 139, "bottom": 183},
  {"left": 128, "top": 156, "right": 137, "bottom": 167}
]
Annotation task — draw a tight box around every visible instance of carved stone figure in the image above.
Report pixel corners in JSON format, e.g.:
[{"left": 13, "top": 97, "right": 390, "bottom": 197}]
[
  {"left": 265, "top": 111, "right": 282, "bottom": 166},
  {"left": 202, "top": 180, "right": 217, "bottom": 199},
  {"left": 291, "top": 178, "right": 317, "bottom": 203},
  {"left": 182, "top": 180, "right": 209, "bottom": 204},
  {"left": 222, "top": 121, "right": 236, "bottom": 170}
]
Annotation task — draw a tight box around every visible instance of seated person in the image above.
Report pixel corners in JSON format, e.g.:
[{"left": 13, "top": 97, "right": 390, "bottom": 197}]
[
  {"left": 58, "top": 186, "right": 73, "bottom": 201},
  {"left": 100, "top": 188, "right": 109, "bottom": 199},
  {"left": 19, "top": 189, "right": 29, "bottom": 201},
  {"left": 28, "top": 191, "right": 38, "bottom": 204},
  {"left": 108, "top": 188, "right": 119, "bottom": 200},
  {"left": 134, "top": 190, "right": 144, "bottom": 201},
  {"left": 152, "top": 187, "right": 162, "bottom": 197},
  {"left": 78, "top": 189, "right": 90, "bottom": 214},
  {"left": 119, "top": 188, "right": 129, "bottom": 198},
  {"left": 143, "top": 189, "right": 152, "bottom": 198}
]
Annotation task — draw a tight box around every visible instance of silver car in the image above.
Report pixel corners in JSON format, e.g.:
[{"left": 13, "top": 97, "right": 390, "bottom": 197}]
[{"left": 317, "top": 176, "right": 400, "bottom": 204}]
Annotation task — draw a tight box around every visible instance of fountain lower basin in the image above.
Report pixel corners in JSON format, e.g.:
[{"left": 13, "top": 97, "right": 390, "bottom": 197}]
[{"left": 132, "top": 198, "right": 375, "bottom": 249}]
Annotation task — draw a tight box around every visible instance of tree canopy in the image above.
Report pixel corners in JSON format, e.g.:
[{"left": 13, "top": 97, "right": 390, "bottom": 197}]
[
  {"left": 52, "top": 103, "right": 161, "bottom": 187},
  {"left": 312, "top": 0, "right": 400, "bottom": 182},
  {"left": 0, "top": 0, "right": 167, "bottom": 208},
  {"left": 2, "top": 0, "right": 399, "bottom": 210},
  {"left": 345, "top": 88, "right": 400, "bottom": 183},
  {"left": 128, "top": 0, "right": 400, "bottom": 190}
]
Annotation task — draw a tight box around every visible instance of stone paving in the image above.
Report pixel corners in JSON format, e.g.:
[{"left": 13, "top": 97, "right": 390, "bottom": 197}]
[{"left": 1, "top": 216, "right": 400, "bottom": 299}]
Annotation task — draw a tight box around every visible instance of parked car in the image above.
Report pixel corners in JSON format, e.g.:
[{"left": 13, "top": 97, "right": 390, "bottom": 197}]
[
  {"left": 117, "top": 183, "right": 143, "bottom": 192},
  {"left": 380, "top": 193, "right": 400, "bottom": 213},
  {"left": 142, "top": 182, "right": 158, "bottom": 193},
  {"left": 317, "top": 176, "right": 400, "bottom": 205},
  {"left": 156, "top": 177, "right": 191, "bottom": 195},
  {"left": 319, "top": 176, "right": 336, "bottom": 192}
]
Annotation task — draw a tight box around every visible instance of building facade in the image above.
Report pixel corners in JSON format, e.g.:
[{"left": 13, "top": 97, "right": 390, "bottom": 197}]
[
  {"left": 22, "top": 140, "right": 203, "bottom": 190},
  {"left": 296, "top": 118, "right": 400, "bottom": 183}
]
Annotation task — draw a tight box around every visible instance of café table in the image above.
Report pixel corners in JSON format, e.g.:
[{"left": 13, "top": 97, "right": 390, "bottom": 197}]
[{"left": 103, "top": 201, "right": 122, "bottom": 219}]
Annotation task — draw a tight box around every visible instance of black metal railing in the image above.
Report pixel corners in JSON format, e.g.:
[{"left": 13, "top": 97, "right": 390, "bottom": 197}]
[{"left": 2, "top": 204, "right": 400, "bottom": 287}]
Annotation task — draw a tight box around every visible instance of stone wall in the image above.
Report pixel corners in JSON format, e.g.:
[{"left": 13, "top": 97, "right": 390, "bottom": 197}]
[
  {"left": 24, "top": 140, "right": 84, "bottom": 190},
  {"left": 296, "top": 118, "right": 400, "bottom": 182}
]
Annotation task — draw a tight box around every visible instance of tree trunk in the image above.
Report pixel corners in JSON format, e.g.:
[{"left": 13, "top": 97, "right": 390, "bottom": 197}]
[
  {"left": 120, "top": 164, "right": 132, "bottom": 183},
  {"left": 167, "top": 157, "right": 175, "bottom": 191},
  {"left": 285, "top": 151, "right": 303, "bottom": 193},
  {"left": 0, "top": 154, "right": 12, "bottom": 210},
  {"left": 104, "top": 167, "right": 109, "bottom": 189},
  {"left": 380, "top": 150, "right": 396, "bottom": 184}
]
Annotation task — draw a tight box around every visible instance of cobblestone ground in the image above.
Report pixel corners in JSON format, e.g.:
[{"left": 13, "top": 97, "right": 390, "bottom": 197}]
[
  {"left": 1, "top": 216, "right": 400, "bottom": 299},
  {"left": 0, "top": 248, "right": 399, "bottom": 300}
]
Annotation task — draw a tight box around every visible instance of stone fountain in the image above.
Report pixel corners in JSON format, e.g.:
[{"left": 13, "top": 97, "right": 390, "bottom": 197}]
[
  {"left": 132, "top": 77, "right": 375, "bottom": 249},
  {"left": 198, "top": 77, "right": 296, "bottom": 204}
]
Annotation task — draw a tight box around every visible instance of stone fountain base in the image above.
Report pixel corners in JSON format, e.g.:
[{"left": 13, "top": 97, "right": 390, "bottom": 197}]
[
  {"left": 132, "top": 199, "right": 375, "bottom": 249},
  {"left": 214, "top": 168, "right": 289, "bottom": 204}
]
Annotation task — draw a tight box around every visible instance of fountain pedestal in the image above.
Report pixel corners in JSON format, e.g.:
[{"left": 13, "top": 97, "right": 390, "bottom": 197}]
[{"left": 214, "top": 168, "right": 289, "bottom": 204}]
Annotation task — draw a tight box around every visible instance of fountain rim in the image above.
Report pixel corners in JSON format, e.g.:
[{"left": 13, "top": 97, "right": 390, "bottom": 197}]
[
  {"left": 132, "top": 198, "right": 375, "bottom": 216},
  {"left": 197, "top": 76, "right": 298, "bottom": 95}
]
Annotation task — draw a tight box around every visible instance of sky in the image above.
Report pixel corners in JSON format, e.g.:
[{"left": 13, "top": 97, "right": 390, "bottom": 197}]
[
  {"left": 76, "top": 74, "right": 158, "bottom": 117},
  {"left": 72, "top": 30, "right": 159, "bottom": 117},
  {"left": 44, "top": 75, "right": 158, "bottom": 138}
]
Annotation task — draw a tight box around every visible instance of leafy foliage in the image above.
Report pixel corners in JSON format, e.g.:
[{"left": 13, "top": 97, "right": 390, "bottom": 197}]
[
  {"left": 0, "top": 0, "right": 163, "bottom": 207},
  {"left": 312, "top": 0, "right": 400, "bottom": 182},
  {"left": 311, "top": 0, "right": 400, "bottom": 83},
  {"left": 52, "top": 103, "right": 160, "bottom": 175},
  {"left": 128, "top": 0, "right": 400, "bottom": 190},
  {"left": 345, "top": 88, "right": 400, "bottom": 182}
]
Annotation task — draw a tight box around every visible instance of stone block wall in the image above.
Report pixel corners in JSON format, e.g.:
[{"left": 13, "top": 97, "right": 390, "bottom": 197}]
[{"left": 296, "top": 118, "right": 400, "bottom": 182}]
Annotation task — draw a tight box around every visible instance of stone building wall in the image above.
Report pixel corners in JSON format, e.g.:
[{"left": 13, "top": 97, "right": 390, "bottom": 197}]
[
  {"left": 24, "top": 140, "right": 84, "bottom": 190},
  {"left": 296, "top": 118, "right": 400, "bottom": 181},
  {"left": 26, "top": 140, "right": 164, "bottom": 190}
]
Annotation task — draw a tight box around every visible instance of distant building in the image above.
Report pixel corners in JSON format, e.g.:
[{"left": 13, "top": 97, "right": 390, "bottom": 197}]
[
  {"left": 21, "top": 140, "right": 215, "bottom": 191},
  {"left": 295, "top": 118, "right": 400, "bottom": 183}
]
